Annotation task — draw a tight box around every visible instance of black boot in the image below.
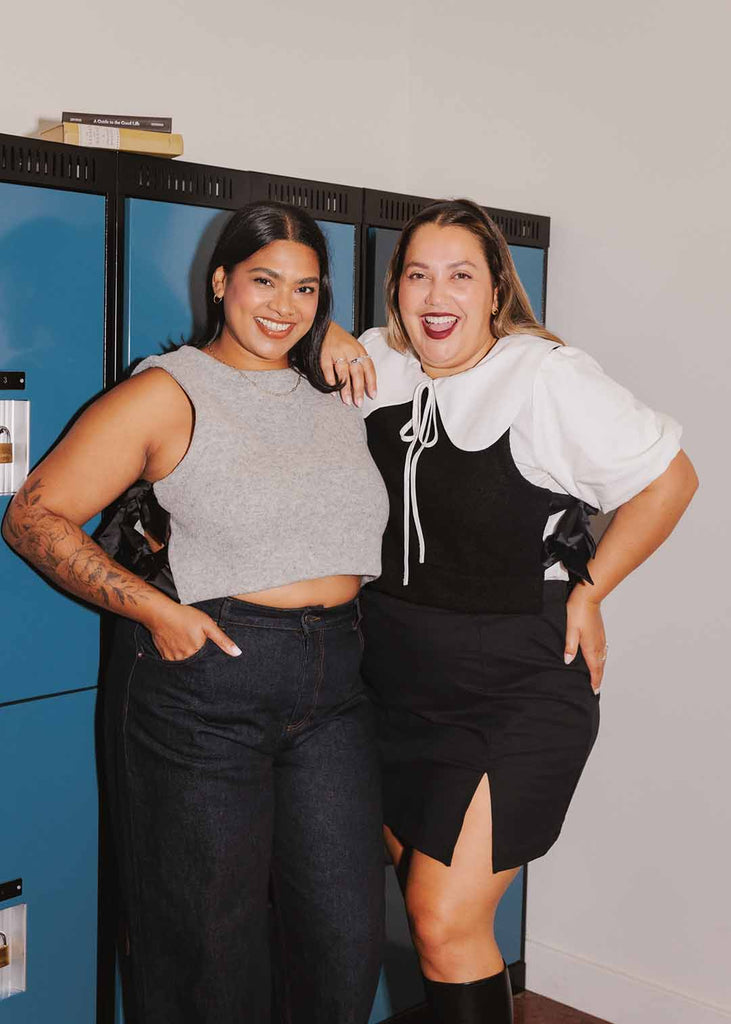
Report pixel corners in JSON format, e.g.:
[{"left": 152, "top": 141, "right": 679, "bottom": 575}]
[{"left": 423, "top": 963, "right": 513, "bottom": 1023}]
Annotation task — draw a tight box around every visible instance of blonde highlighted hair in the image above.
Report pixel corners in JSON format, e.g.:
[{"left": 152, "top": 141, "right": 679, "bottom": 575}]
[{"left": 384, "top": 198, "right": 563, "bottom": 353}]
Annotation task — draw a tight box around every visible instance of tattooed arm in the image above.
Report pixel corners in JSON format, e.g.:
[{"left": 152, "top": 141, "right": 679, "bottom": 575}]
[
  {"left": 2, "top": 369, "right": 240, "bottom": 660},
  {"left": 3, "top": 475, "right": 162, "bottom": 613}
]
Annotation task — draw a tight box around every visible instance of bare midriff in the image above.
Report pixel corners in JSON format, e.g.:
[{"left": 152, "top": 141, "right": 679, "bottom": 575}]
[{"left": 232, "top": 574, "right": 361, "bottom": 609}]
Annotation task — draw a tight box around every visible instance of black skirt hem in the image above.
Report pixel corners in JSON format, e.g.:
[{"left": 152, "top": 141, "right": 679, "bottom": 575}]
[{"left": 385, "top": 809, "right": 564, "bottom": 873}]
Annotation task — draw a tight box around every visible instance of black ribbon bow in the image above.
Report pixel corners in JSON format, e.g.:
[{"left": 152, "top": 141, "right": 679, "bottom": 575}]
[
  {"left": 542, "top": 492, "right": 599, "bottom": 585},
  {"left": 93, "top": 479, "right": 178, "bottom": 601}
]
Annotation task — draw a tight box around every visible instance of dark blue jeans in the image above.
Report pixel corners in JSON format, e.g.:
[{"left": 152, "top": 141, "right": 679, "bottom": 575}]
[{"left": 104, "top": 597, "right": 384, "bottom": 1024}]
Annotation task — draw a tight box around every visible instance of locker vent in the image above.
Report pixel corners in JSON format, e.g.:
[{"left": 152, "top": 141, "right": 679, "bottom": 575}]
[
  {"left": 258, "top": 178, "right": 351, "bottom": 217},
  {"left": 0, "top": 141, "right": 97, "bottom": 185},
  {"left": 485, "top": 209, "right": 547, "bottom": 246},
  {"left": 364, "top": 190, "right": 549, "bottom": 247},
  {"left": 363, "top": 190, "right": 435, "bottom": 229},
  {"left": 378, "top": 195, "right": 430, "bottom": 225},
  {"left": 132, "top": 163, "right": 235, "bottom": 202}
]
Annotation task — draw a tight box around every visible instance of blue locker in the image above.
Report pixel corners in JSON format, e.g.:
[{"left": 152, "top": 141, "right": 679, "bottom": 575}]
[
  {"left": 511, "top": 245, "right": 545, "bottom": 322},
  {"left": 0, "top": 182, "right": 105, "bottom": 706},
  {"left": 0, "top": 691, "right": 98, "bottom": 1021},
  {"left": 0, "top": 180, "right": 105, "bottom": 1023}
]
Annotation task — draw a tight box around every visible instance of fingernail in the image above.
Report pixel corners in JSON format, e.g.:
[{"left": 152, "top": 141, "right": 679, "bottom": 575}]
[
  {"left": 230, "top": 645, "right": 242, "bottom": 657},
  {"left": 343, "top": 395, "right": 352, "bottom": 405},
  {"left": 564, "top": 652, "right": 574, "bottom": 664},
  {"left": 355, "top": 396, "right": 362, "bottom": 408}
]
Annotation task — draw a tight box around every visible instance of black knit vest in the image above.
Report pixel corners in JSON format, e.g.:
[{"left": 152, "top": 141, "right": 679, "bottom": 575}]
[{"left": 365, "top": 402, "right": 553, "bottom": 614}]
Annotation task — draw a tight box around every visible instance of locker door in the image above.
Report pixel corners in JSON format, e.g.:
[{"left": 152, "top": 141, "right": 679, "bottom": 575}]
[
  {"left": 0, "top": 180, "right": 106, "bottom": 1023},
  {"left": 0, "top": 182, "right": 106, "bottom": 705},
  {"left": 0, "top": 692, "right": 98, "bottom": 1023}
]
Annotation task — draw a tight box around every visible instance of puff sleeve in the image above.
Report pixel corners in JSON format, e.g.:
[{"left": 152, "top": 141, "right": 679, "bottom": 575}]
[{"left": 516, "top": 346, "right": 683, "bottom": 513}]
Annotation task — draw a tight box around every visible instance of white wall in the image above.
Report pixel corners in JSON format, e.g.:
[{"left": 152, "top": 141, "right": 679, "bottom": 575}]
[{"left": 3, "top": 1, "right": 729, "bottom": 1021}]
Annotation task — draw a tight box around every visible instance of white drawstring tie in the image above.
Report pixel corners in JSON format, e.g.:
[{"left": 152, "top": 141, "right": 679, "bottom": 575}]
[{"left": 400, "top": 380, "right": 439, "bottom": 585}]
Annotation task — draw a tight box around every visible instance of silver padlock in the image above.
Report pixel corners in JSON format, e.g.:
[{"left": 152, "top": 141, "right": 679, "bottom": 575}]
[
  {"left": 0, "top": 930, "right": 9, "bottom": 969},
  {"left": 0, "top": 425, "right": 11, "bottom": 465}
]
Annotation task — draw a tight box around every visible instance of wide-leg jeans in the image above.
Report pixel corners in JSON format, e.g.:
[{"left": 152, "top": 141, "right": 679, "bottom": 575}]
[{"left": 103, "top": 596, "right": 384, "bottom": 1024}]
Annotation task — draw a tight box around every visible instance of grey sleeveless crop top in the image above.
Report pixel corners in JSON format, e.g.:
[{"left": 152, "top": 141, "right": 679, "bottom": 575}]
[{"left": 132, "top": 346, "right": 389, "bottom": 605}]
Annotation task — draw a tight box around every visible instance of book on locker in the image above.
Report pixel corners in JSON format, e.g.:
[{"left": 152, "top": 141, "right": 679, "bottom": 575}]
[
  {"left": 62, "top": 111, "right": 172, "bottom": 133},
  {"left": 40, "top": 122, "right": 183, "bottom": 158}
]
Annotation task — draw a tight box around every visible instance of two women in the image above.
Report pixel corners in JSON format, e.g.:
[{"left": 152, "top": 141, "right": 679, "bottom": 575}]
[
  {"left": 324, "top": 199, "right": 698, "bottom": 1024},
  {"left": 3, "top": 202, "right": 388, "bottom": 1023},
  {"left": 4, "top": 193, "right": 697, "bottom": 1024}
]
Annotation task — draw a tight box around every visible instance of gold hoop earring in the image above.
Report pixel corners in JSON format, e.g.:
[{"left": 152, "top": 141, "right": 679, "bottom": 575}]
[
  {"left": 213, "top": 294, "right": 223, "bottom": 304},
  {"left": 492, "top": 306, "right": 498, "bottom": 316}
]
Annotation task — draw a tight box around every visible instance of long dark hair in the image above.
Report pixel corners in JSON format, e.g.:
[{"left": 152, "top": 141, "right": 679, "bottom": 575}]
[
  {"left": 191, "top": 200, "right": 338, "bottom": 393},
  {"left": 385, "top": 198, "right": 562, "bottom": 353}
]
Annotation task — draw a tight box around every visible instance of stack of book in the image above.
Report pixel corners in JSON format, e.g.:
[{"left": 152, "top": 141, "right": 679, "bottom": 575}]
[{"left": 40, "top": 112, "right": 183, "bottom": 158}]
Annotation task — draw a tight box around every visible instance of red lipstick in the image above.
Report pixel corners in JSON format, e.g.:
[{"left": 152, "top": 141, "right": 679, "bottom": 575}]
[{"left": 421, "top": 314, "right": 459, "bottom": 340}]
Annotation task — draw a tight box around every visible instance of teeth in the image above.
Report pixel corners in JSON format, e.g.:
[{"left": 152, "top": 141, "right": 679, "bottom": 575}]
[
  {"left": 424, "top": 315, "right": 458, "bottom": 326},
  {"left": 256, "top": 317, "right": 292, "bottom": 332}
]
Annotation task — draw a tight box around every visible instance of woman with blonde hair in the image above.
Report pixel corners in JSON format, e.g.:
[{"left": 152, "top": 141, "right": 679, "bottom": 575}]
[{"left": 323, "top": 198, "right": 697, "bottom": 1023}]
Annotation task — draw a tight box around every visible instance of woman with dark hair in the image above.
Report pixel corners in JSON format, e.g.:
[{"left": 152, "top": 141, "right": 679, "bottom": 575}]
[
  {"left": 3, "top": 201, "right": 389, "bottom": 1024},
  {"left": 323, "top": 198, "right": 698, "bottom": 1023}
]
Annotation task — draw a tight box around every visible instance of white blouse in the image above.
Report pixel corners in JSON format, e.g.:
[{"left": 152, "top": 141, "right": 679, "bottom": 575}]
[{"left": 359, "top": 327, "right": 682, "bottom": 582}]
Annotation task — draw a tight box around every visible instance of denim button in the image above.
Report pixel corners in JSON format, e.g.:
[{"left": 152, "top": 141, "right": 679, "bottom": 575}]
[{"left": 304, "top": 613, "right": 321, "bottom": 625}]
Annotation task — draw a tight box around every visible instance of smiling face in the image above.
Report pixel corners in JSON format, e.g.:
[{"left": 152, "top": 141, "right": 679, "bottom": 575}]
[
  {"left": 397, "top": 223, "right": 499, "bottom": 377},
  {"left": 210, "top": 239, "right": 320, "bottom": 370}
]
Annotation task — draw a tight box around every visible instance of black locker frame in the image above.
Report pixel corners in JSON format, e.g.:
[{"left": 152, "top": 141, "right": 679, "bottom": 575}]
[{"left": 1, "top": 132, "right": 551, "bottom": 1022}]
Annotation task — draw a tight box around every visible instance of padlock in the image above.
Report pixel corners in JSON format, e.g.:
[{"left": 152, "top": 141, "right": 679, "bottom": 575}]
[
  {"left": 0, "top": 930, "right": 9, "bottom": 968},
  {"left": 0, "top": 425, "right": 12, "bottom": 465}
]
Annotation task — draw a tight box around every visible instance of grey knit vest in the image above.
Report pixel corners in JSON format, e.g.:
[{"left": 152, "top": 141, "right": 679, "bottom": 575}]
[{"left": 133, "top": 346, "right": 388, "bottom": 604}]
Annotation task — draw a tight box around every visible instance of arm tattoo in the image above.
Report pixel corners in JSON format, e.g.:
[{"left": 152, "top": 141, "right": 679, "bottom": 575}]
[{"left": 4, "top": 477, "right": 154, "bottom": 615}]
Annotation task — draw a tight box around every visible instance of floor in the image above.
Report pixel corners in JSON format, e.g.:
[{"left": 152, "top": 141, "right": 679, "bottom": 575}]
[
  {"left": 385, "top": 991, "right": 613, "bottom": 1023},
  {"left": 516, "top": 991, "right": 613, "bottom": 1023}
]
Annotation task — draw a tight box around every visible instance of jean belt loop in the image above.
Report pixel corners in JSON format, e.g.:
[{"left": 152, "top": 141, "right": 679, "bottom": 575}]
[{"left": 353, "top": 596, "right": 363, "bottom": 629}]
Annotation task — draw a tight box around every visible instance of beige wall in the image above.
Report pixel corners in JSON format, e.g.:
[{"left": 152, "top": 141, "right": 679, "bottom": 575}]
[{"left": 3, "top": 1, "right": 729, "bottom": 1020}]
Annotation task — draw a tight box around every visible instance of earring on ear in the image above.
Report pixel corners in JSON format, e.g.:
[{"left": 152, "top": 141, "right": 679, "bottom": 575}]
[
  {"left": 213, "top": 294, "right": 223, "bottom": 304},
  {"left": 492, "top": 306, "right": 498, "bottom": 316}
]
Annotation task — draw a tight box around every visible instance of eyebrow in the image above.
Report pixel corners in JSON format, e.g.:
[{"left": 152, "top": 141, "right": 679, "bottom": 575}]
[
  {"left": 404, "top": 260, "right": 478, "bottom": 270},
  {"left": 249, "top": 266, "right": 319, "bottom": 284}
]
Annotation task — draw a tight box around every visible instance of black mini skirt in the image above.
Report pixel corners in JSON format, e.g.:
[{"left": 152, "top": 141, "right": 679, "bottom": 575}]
[{"left": 360, "top": 582, "right": 600, "bottom": 872}]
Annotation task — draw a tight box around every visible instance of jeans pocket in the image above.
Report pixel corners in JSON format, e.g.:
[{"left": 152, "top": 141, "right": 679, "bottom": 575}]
[{"left": 134, "top": 624, "right": 215, "bottom": 667}]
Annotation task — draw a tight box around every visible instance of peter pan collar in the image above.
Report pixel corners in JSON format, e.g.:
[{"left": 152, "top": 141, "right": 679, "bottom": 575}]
[{"left": 362, "top": 328, "right": 557, "bottom": 452}]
